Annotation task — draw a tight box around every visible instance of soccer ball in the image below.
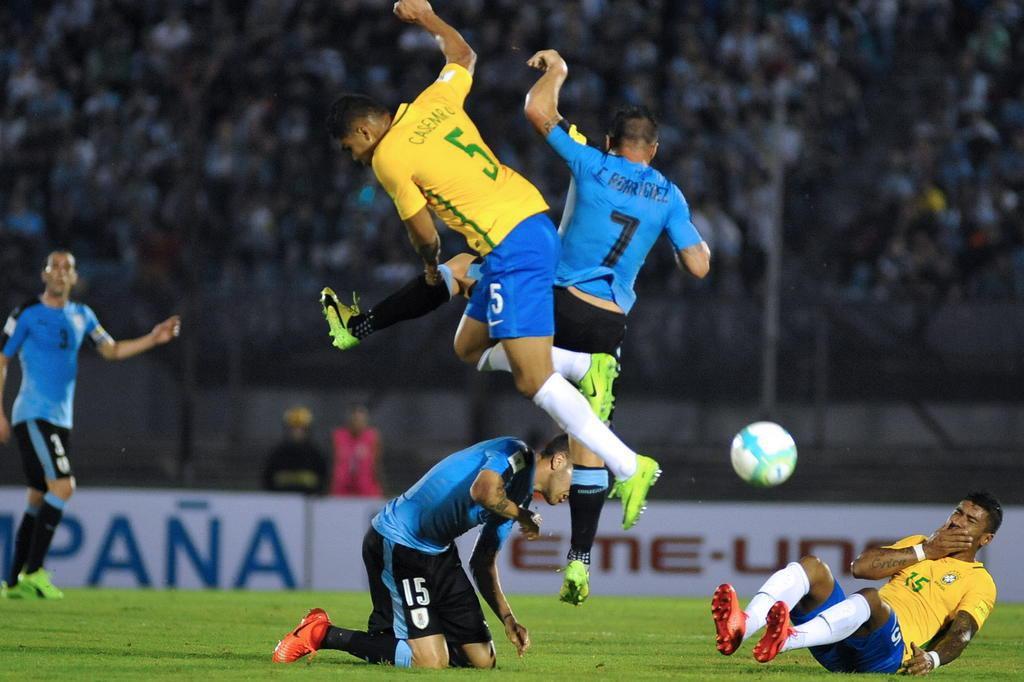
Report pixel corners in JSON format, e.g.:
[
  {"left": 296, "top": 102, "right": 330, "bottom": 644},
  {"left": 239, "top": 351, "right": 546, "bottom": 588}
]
[{"left": 730, "top": 422, "right": 797, "bottom": 487}]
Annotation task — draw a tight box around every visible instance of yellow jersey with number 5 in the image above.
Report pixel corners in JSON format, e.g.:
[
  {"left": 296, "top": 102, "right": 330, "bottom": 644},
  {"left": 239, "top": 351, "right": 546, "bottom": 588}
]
[
  {"left": 370, "top": 63, "right": 549, "bottom": 256},
  {"left": 877, "top": 535, "right": 997, "bottom": 662}
]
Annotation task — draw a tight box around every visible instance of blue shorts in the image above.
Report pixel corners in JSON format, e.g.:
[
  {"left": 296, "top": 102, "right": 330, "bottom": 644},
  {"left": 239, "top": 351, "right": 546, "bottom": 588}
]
[
  {"left": 465, "top": 213, "right": 559, "bottom": 339},
  {"left": 791, "top": 581, "right": 905, "bottom": 674}
]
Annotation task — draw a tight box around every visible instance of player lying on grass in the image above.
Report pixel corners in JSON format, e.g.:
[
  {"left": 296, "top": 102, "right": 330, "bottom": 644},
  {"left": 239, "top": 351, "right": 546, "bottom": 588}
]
[
  {"left": 711, "top": 491, "right": 1001, "bottom": 675},
  {"left": 323, "top": 0, "right": 659, "bottom": 535},
  {"left": 273, "top": 434, "right": 572, "bottom": 669},
  {"left": 1, "top": 251, "right": 180, "bottom": 600}
]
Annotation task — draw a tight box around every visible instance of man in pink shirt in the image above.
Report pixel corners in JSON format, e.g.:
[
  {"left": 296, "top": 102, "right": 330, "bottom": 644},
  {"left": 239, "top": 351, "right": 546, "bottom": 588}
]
[{"left": 331, "top": 405, "right": 382, "bottom": 497}]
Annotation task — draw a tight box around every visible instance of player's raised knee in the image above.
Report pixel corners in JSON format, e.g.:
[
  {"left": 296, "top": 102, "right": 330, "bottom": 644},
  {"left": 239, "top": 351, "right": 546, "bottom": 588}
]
[{"left": 798, "top": 555, "right": 834, "bottom": 588}]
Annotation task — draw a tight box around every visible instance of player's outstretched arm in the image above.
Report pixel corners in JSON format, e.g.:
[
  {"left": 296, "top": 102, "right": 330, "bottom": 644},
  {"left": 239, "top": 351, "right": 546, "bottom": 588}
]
[
  {"left": 851, "top": 527, "right": 973, "bottom": 579},
  {"left": 901, "top": 612, "right": 979, "bottom": 675},
  {"left": 524, "top": 49, "right": 568, "bottom": 135},
  {"left": 393, "top": 0, "right": 476, "bottom": 75},
  {"left": 469, "top": 535, "right": 531, "bottom": 658},
  {"left": 96, "top": 315, "right": 181, "bottom": 361}
]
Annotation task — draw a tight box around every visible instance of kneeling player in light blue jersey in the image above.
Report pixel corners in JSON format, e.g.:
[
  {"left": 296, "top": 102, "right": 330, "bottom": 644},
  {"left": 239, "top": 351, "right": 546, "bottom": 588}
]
[
  {"left": 273, "top": 434, "right": 572, "bottom": 669},
  {"left": 0, "top": 251, "right": 181, "bottom": 600}
]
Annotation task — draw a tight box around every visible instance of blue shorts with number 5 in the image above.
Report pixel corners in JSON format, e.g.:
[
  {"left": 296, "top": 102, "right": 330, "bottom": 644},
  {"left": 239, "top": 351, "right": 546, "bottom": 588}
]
[
  {"left": 465, "top": 213, "right": 559, "bottom": 339},
  {"left": 791, "top": 581, "right": 905, "bottom": 674}
]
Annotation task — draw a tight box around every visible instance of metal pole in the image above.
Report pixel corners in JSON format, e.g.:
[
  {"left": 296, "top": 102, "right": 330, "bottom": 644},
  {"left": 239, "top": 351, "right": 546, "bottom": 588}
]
[{"left": 760, "top": 81, "right": 787, "bottom": 419}]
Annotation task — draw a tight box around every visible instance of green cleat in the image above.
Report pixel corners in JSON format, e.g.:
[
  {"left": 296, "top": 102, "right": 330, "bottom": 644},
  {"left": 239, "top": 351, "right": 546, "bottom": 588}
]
[
  {"left": 609, "top": 455, "right": 662, "bottom": 530},
  {"left": 320, "top": 287, "right": 361, "bottom": 351},
  {"left": 1, "top": 577, "right": 40, "bottom": 599},
  {"left": 578, "top": 353, "right": 619, "bottom": 422},
  {"left": 559, "top": 560, "right": 590, "bottom": 605},
  {"left": 21, "top": 569, "right": 63, "bottom": 600}
]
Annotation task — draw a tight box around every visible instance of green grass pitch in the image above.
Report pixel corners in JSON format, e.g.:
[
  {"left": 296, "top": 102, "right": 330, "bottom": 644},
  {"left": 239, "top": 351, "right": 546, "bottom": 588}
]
[{"left": 1, "top": 590, "right": 1022, "bottom": 680}]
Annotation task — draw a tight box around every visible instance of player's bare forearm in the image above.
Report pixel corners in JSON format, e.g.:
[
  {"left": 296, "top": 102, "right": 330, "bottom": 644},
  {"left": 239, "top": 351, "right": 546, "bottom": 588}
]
[
  {"left": 676, "top": 242, "right": 711, "bottom": 278},
  {"left": 100, "top": 335, "right": 155, "bottom": 361},
  {"left": 414, "top": 233, "right": 441, "bottom": 267},
  {"left": 850, "top": 546, "right": 921, "bottom": 579},
  {"left": 902, "top": 612, "right": 978, "bottom": 675},
  {"left": 853, "top": 528, "right": 973, "bottom": 579},
  {"left": 524, "top": 50, "right": 568, "bottom": 135},
  {"left": 930, "top": 611, "right": 977, "bottom": 667},
  {"left": 99, "top": 316, "right": 181, "bottom": 361},
  {"left": 393, "top": 1, "right": 476, "bottom": 73},
  {"left": 403, "top": 210, "right": 441, "bottom": 268},
  {"left": 470, "top": 471, "right": 518, "bottom": 519},
  {"left": 469, "top": 549, "right": 516, "bottom": 625}
]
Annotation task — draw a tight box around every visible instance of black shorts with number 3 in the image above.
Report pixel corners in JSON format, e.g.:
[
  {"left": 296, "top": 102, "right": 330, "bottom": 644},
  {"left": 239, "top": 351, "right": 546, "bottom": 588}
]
[
  {"left": 13, "top": 419, "right": 74, "bottom": 490},
  {"left": 363, "top": 528, "right": 491, "bottom": 645}
]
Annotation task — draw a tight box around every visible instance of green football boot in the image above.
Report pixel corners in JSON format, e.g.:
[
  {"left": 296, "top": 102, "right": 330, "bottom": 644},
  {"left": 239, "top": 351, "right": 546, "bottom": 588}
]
[
  {"left": 578, "top": 353, "right": 619, "bottom": 422},
  {"left": 609, "top": 455, "right": 662, "bottom": 530},
  {"left": 21, "top": 569, "right": 63, "bottom": 599},
  {"left": 1, "top": 577, "right": 40, "bottom": 599},
  {"left": 320, "top": 287, "right": 361, "bottom": 351},
  {"left": 559, "top": 560, "right": 590, "bottom": 606}
]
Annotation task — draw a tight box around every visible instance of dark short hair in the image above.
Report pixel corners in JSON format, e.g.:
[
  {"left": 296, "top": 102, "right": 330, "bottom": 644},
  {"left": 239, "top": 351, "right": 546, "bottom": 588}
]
[
  {"left": 608, "top": 104, "right": 659, "bottom": 147},
  {"left": 326, "top": 93, "right": 388, "bottom": 139},
  {"left": 965, "top": 491, "right": 1002, "bottom": 533},
  {"left": 540, "top": 433, "right": 570, "bottom": 459}
]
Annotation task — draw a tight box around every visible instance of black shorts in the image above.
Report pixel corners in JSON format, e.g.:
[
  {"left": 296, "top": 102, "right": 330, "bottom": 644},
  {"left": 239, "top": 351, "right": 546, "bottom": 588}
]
[
  {"left": 553, "top": 287, "right": 627, "bottom": 355},
  {"left": 363, "top": 528, "right": 491, "bottom": 645},
  {"left": 13, "top": 420, "right": 73, "bottom": 490}
]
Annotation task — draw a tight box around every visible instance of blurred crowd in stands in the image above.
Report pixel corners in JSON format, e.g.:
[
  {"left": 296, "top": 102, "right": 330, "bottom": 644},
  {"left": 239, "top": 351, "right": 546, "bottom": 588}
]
[{"left": 2, "top": 0, "right": 1023, "bottom": 309}]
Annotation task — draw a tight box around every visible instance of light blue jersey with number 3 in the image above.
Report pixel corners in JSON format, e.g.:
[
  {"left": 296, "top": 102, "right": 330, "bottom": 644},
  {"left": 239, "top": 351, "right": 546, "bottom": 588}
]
[{"left": 547, "top": 125, "right": 702, "bottom": 314}]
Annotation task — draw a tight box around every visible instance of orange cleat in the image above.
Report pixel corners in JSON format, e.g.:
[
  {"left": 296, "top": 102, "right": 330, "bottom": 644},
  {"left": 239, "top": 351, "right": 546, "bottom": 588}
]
[
  {"left": 272, "top": 608, "right": 332, "bottom": 663},
  {"left": 711, "top": 583, "right": 747, "bottom": 655},
  {"left": 753, "top": 601, "right": 795, "bottom": 663}
]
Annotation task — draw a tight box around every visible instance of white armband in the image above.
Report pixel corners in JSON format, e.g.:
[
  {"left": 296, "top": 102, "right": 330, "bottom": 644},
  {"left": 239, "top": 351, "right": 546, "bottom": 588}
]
[
  {"left": 912, "top": 543, "right": 926, "bottom": 562},
  {"left": 926, "top": 650, "right": 940, "bottom": 669}
]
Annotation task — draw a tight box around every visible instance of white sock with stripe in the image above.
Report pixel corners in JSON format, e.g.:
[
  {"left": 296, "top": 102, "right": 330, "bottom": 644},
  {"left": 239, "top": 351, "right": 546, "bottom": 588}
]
[
  {"left": 531, "top": 373, "right": 637, "bottom": 478},
  {"left": 478, "top": 345, "right": 592, "bottom": 384},
  {"left": 782, "top": 593, "right": 871, "bottom": 651},
  {"left": 743, "top": 562, "right": 811, "bottom": 641}
]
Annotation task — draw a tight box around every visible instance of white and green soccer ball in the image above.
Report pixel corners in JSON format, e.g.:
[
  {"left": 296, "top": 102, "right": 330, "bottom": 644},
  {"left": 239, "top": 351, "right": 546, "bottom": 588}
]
[{"left": 730, "top": 422, "right": 797, "bottom": 487}]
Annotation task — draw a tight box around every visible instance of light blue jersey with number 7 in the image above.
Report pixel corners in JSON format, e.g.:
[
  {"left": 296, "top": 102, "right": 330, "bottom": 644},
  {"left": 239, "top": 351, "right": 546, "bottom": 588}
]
[{"left": 547, "top": 124, "right": 702, "bottom": 314}]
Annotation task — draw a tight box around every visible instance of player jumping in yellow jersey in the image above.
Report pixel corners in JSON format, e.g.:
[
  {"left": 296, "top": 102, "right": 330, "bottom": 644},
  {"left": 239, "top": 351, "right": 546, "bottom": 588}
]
[
  {"left": 710, "top": 491, "right": 1001, "bottom": 675},
  {"left": 323, "top": 0, "right": 659, "bottom": 530}
]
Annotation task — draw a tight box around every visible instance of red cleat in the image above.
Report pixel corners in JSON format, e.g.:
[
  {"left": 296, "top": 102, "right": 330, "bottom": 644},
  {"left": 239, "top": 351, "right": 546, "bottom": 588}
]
[
  {"left": 272, "top": 608, "right": 332, "bottom": 663},
  {"left": 753, "top": 601, "right": 795, "bottom": 663},
  {"left": 711, "top": 583, "right": 747, "bottom": 655}
]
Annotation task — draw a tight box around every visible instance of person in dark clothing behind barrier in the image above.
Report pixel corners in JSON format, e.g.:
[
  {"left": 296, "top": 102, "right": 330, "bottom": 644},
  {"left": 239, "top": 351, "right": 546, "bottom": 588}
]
[{"left": 262, "top": 406, "right": 329, "bottom": 495}]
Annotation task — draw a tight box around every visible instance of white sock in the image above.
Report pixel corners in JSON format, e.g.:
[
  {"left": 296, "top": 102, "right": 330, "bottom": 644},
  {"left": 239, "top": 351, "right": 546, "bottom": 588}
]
[
  {"left": 782, "top": 593, "right": 871, "bottom": 651},
  {"left": 478, "top": 344, "right": 591, "bottom": 384},
  {"left": 743, "top": 562, "right": 811, "bottom": 642},
  {"left": 551, "top": 347, "right": 591, "bottom": 383},
  {"left": 532, "top": 373, "right": 637, "bottom": 478}
]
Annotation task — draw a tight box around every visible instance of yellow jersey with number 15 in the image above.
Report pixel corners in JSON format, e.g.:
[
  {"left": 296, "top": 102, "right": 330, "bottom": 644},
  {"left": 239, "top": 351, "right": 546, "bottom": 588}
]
[
  {"left": 370, "top": 63, "right": 549, "bottom": 256},
  {"left": 877, "top": 535, "right": 997, "bottom": 662}
]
